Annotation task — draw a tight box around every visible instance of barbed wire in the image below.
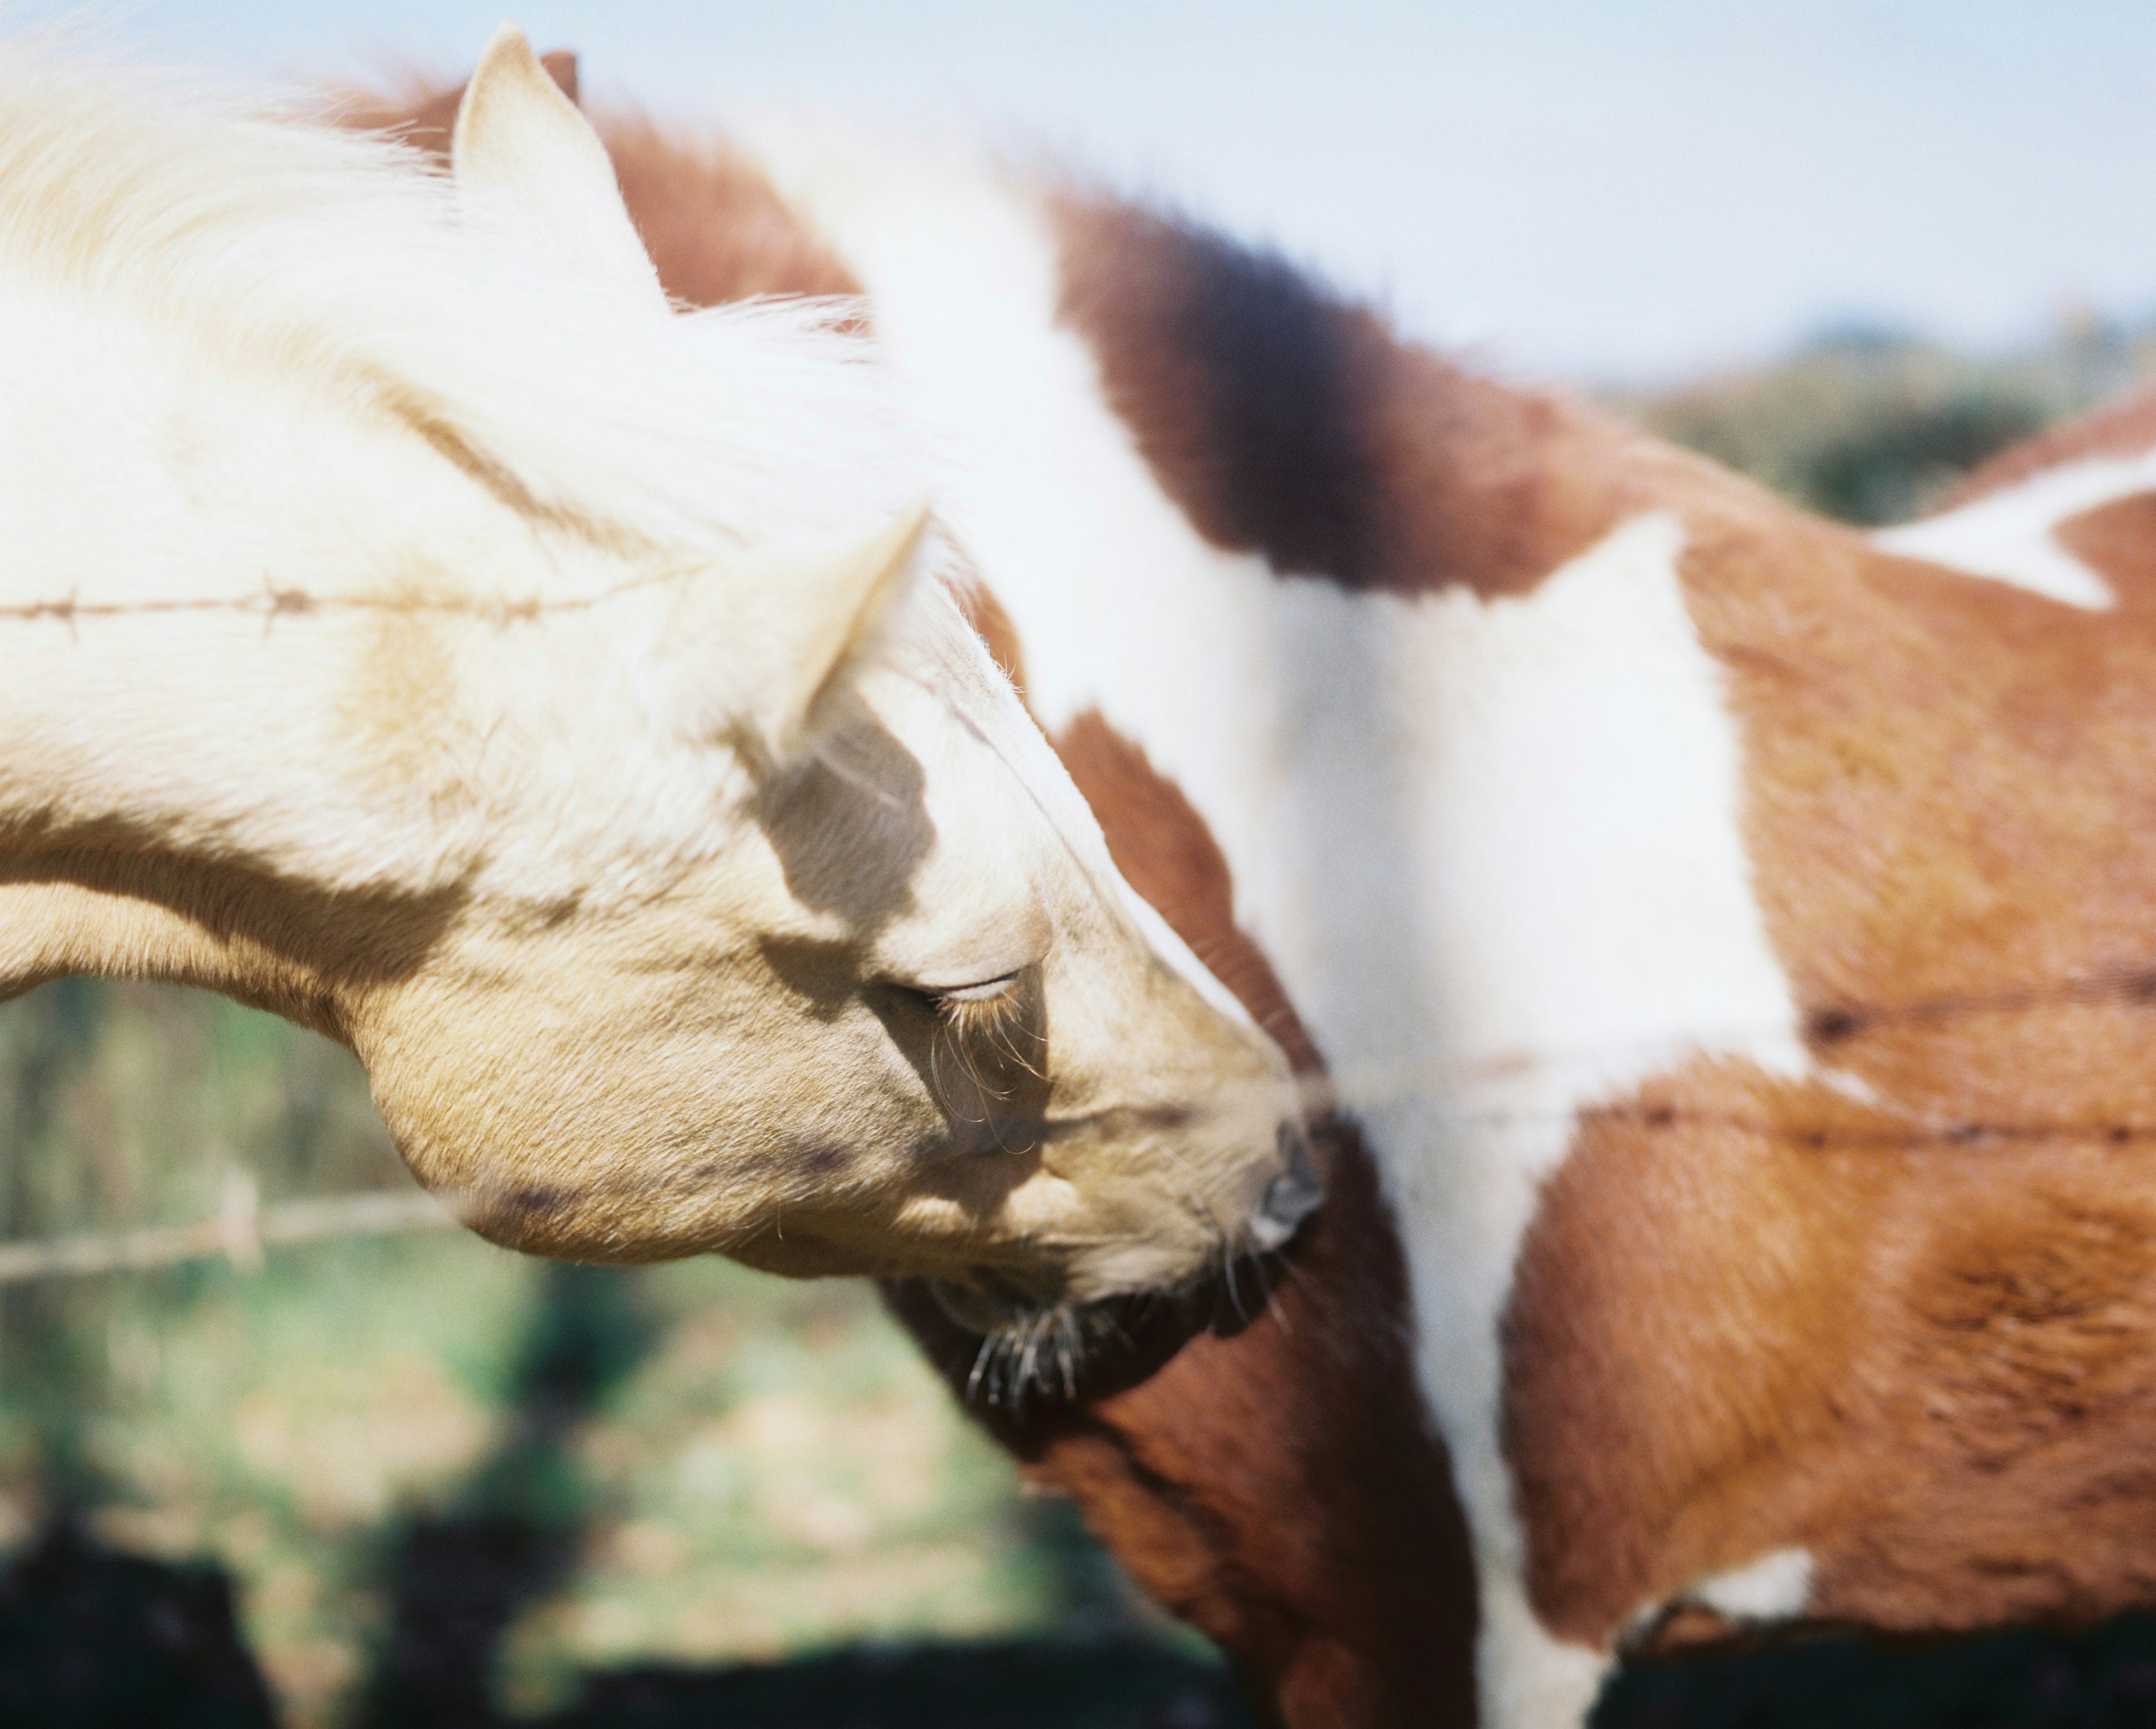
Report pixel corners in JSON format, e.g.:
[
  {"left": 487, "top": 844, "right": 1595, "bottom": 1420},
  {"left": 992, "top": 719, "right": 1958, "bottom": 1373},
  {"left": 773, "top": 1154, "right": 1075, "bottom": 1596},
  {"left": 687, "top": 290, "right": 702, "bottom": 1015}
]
[
  {"left": 8, "top": 981, "right": 2156, "bottom": 1292},
  {"left": 0, "top": 564, "right": 705, "bottom": 630},
  {"left": 0, "top": 1171, "right": 459, "bottom": 1287},
  {"left": 4, "top": 613, "right": 2156, "bottom": 1282},
  {"left": 12, "top": 959, "right": 2156, "bottom": 1278}
]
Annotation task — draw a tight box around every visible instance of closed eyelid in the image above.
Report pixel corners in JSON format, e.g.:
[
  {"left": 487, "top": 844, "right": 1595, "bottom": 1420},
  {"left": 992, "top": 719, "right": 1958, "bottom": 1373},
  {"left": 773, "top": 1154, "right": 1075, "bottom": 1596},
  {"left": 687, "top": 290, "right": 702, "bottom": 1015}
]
[
  {"left": 875, "top": 895, "right": 1052, "bottom": 1000},
  {"left": 934, "top": 971, "right": 1023, "bottom": 1003}
]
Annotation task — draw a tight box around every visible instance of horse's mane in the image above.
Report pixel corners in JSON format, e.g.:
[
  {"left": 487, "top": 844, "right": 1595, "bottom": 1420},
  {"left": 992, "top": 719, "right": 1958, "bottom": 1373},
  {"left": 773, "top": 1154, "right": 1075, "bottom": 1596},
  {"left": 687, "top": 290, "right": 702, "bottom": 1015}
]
[{"left": 0, "top": 41, "right": 921, "bottom": 574}]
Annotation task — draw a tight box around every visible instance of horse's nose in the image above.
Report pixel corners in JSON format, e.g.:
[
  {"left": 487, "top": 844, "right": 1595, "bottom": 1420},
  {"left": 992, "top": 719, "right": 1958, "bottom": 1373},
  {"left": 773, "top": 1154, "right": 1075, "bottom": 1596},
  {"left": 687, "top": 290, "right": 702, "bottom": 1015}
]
[{"left": 1250, "top": 1120, "right": 1324, "bottom": 1251}]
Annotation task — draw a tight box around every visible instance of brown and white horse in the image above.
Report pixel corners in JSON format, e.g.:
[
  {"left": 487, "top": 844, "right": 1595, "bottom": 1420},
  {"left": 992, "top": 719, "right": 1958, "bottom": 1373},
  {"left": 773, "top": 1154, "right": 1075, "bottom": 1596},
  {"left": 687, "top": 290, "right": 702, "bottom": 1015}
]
[
  {"left": 377, "top": 58, "right": 2156, "bottom": 1729},
  {"left": 837, "top": 191, "right": 2156, "bottom": 1722}
]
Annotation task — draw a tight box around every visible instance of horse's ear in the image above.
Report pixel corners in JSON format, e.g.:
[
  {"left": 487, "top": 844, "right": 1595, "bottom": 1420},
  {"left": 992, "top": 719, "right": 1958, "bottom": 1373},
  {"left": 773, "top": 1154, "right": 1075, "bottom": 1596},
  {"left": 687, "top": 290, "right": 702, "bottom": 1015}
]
[
  {"left": 677, "top": 504, "right": 933, "bottom": 762},
  {"left": 451, "top": 24, "right": 664, "bottom": 309}
]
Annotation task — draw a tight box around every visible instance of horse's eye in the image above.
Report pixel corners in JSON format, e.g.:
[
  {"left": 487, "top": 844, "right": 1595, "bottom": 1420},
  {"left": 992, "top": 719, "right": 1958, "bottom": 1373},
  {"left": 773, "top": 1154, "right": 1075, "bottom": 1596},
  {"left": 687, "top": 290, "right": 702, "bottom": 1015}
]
[{"left": 930, "top": 971, "right": 1022, "bottom": 1005}]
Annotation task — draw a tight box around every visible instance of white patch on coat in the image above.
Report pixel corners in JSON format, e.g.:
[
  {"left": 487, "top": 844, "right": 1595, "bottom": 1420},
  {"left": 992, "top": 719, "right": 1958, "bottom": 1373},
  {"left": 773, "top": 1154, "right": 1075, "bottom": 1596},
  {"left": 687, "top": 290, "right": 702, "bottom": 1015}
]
[
  {"left": 1482, "top": 1575, "right": 1614, "bottom": 1729},
  {"left": 1685, "top": 1546, "right": 1815, "bottom": 1623},
  {"left": 1310, "top": 515, "right": 1807, "bottom": 1729},
  {"left": 1871, "top": 451, "right": 2156, "bottom": 610},
  {"left": 742, "top": 136, "right": 1812, "bottom": 1729}
]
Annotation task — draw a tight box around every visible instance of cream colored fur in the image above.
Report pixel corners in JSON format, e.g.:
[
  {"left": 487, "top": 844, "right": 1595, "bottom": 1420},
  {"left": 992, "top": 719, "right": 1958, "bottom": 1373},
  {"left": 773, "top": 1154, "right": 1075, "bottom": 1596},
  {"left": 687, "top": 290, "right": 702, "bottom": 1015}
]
[{"left": 0, "top": 31, "right": 1308, "bottom": 1306}]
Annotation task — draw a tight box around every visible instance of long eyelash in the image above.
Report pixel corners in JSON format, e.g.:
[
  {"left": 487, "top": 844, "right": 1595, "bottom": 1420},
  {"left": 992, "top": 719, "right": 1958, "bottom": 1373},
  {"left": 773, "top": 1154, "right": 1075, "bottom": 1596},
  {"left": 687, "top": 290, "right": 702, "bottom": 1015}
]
[{"left": 935, "top": 985, "right": 1044, "bottom": 1081}]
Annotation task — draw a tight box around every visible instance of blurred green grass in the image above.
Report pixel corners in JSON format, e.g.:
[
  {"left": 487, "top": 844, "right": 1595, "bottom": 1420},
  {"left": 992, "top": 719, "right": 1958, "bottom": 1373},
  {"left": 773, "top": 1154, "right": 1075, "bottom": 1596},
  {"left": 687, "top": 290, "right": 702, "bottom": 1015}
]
[
  {"left": 2, "top": 311, "right": 2152, "bottom": 1727},
  {"left": 0, "top": 983, "right": 1187, "bottom": 1725}
]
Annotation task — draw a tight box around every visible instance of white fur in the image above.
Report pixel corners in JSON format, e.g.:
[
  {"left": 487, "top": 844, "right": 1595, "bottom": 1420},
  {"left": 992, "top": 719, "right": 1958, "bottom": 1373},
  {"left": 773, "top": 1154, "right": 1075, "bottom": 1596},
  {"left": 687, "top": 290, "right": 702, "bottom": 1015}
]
[
  {"left": 1618, "top": 1544, "right": 1815, "bottom": 1653},
  {"left": 1483, "top": 1578, "right": 1616, "bottom": 1729},
  {"left": 1685, "top": 1546, "right": 1815, "bottom": 1623},
  {"left": 747, "top": 138, "right": 1811, "bottom": 1728},
  {"left": 1871, "top": 450, "right": 2156, "bottom": 609},
  {"left": 0, "top": 46, "right": 921, "bottom": 907},
  {"left": 0, "top": 43, "right": 1310, "bottom": 1307}
]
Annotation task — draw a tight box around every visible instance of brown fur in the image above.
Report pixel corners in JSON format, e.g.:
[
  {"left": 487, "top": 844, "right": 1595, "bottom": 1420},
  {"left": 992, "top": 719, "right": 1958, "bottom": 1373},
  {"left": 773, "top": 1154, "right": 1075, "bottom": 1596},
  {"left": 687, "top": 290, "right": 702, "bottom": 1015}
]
[
  {"left": 2056, "top": 491, "right": 2156, "bottom": 597},
  {"left": 1508, "top": 1056, "right": 2156, "bottom": 1646},
  {"left": 1050, "top": 194, "right": 1635, "bottom": 597},
  {"left": 601, "top": 120, "right": 864, "bottom": 308},
  {"left": 946, "top": 575, "right": 1473, "bottom": 1728},
  {"left": 1493, "top": 419, "right": 2156, "bottom": 1653},
  {"left": 947, "top": 578, "right": 1029, "bottom": 697}
]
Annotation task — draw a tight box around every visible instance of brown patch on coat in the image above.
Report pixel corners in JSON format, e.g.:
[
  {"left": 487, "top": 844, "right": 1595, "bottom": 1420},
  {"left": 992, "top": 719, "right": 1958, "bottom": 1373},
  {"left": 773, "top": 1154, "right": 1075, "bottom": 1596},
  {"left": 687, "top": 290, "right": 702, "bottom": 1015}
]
[
  {"left": 340, "top": 63, "right": 862, "bottom": 310},
  {"left": 1050, "top": 194, "right": 1639, "bottom": 597},
  {"left": 1508, "top": 1056, "right": 2156, "bottom": 1649},
  {"left": 1498, "top": 426, "right": 2156, "bottom": 1654},
  {"left": 1052, "top": 713, "right": 1317, "bottom": 1071},
  {"left": 2054, "top": 491, "right": 2156, "bottom": 600},
  {"left": 335, "top": 49, "right": 581, "bottom": 154},
  {"left": 598, "top": 120, "right": 864, "bottom": 307},
  {"left": 948, "top": 579, "right": 1030, "bottom": 698},
  {"left": 1937, "top": 385, "right": 2156, "bottom": 508}
]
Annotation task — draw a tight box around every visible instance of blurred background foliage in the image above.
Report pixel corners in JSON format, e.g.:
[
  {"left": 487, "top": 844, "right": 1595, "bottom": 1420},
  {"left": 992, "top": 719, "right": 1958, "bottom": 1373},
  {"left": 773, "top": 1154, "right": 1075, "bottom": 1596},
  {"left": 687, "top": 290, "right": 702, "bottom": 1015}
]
[
  {"left": 1615, "top": 307, "right": 2155, "bottom": 525},
  {"left": 0, "top": 987, "right": 1200, "bottom": 1727},
  {"left": 2, "top": 311, "right": 2153, "bottom": 1728}
]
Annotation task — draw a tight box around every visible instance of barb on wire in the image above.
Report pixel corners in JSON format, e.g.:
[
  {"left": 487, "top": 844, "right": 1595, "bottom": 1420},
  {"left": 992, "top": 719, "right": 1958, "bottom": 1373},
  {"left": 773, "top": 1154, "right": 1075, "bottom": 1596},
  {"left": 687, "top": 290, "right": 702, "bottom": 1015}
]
[
  {"left": 1286, "top": 954, "right": 2156, "bottom": 1155},
  {"left": 0, "top": 1184, "right": 459, "bottom": 1286},
  {"left": 7, "top": 917, "right": 2156, "bottom": 1296},
  {"left": 0, "top": 561, "right": 703, "bottom": 629}
]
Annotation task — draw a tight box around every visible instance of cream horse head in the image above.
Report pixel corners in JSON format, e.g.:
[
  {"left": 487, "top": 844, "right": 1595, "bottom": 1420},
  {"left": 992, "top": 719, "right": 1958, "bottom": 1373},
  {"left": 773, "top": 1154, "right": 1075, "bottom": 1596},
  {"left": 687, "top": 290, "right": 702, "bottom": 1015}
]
[{"left": 0, "top": 30, "right": 1317, "bottom": 1316}]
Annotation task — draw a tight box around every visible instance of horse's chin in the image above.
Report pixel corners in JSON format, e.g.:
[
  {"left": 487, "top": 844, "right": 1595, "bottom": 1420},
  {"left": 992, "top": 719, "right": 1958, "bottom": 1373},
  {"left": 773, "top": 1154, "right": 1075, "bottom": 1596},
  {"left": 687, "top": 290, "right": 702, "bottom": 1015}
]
[
  {"left": 926, "top": 1276, "right": 1040, "bottom": 1337},
  {"left": 925, "top": 1278, "right": 1137, "bottom": 1410}
]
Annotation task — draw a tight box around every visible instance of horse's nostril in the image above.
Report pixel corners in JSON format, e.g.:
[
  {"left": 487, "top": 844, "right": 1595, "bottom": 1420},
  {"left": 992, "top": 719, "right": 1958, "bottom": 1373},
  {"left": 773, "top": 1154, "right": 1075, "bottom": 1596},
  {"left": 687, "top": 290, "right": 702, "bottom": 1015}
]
[{"left": 1251, "top": 1122, "right": 1324, "bottom": 1251}]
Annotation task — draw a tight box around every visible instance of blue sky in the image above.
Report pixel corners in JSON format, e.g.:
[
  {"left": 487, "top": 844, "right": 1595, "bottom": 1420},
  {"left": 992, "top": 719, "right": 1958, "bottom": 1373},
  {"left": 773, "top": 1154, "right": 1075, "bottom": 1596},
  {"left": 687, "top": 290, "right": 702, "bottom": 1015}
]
[{"left": 24, "top": 1, "right": 2156, "bottom": 382}]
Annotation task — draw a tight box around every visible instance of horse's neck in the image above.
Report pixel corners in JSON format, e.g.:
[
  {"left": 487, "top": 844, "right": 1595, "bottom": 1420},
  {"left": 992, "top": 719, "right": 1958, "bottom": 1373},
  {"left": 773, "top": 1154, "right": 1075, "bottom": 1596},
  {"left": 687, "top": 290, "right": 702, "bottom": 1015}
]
[
  {"left": 729, "top": 133, "right": 1782, "bottom": 1080},
  {"left": 657, "top": 131, "right": 1798, "bottom": 1069}
]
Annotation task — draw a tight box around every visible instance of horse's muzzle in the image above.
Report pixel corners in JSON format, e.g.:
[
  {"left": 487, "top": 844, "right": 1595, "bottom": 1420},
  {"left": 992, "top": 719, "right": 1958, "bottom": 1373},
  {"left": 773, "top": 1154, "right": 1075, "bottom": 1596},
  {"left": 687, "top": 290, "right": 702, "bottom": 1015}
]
[{"left": 1250, "top": 1120, "right": 1324, "bottom": 1252}]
